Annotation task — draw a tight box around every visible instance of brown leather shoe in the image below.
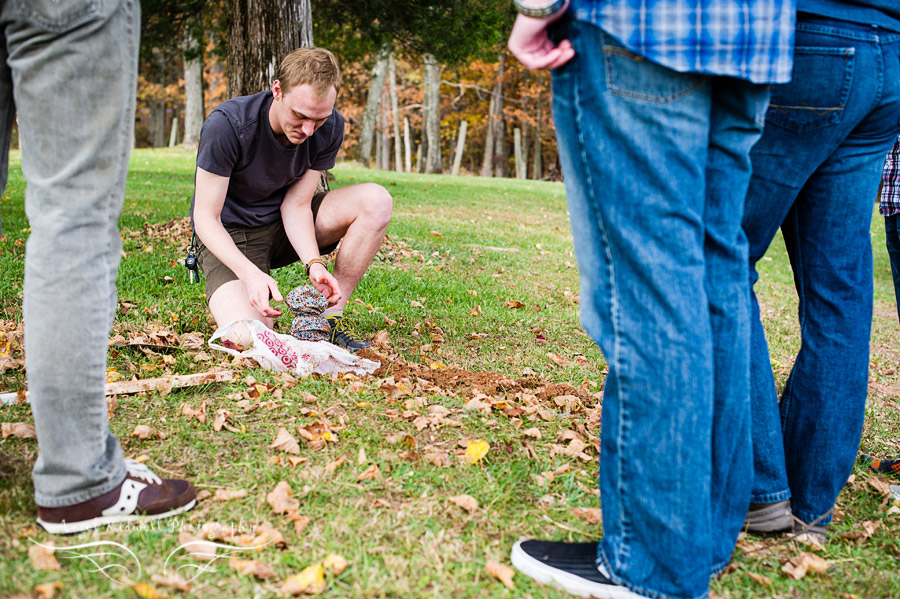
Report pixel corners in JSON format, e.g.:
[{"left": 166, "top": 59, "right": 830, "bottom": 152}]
[{"left": 36, "top": 459, "right": 196, "bottom": 534}]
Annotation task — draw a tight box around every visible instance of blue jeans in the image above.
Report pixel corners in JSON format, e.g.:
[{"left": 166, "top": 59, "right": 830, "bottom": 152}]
[
  {"left": 744, "top": 16, "right": 900, "bottom": 525},
  {"left": 0, "top": 0, "right": 139, "bottom": 506},
  {"left": 886, "top": 214, "right": 900, "bottom": 323},
  {"left": 551, "top": 19, "right": 769, "bottom": 599}
]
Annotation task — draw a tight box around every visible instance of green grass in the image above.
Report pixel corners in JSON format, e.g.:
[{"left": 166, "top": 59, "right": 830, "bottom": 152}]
[{"left": 1, "top": 148, "right": 900, "bottom": 598}]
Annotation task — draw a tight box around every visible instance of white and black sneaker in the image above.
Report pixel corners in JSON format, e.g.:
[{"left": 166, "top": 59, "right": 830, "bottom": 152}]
[{"left": 511, "top": 540, "right": 645, "bottom": 599}]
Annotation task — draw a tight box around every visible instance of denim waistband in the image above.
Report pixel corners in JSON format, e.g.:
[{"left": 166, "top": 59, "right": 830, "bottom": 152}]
[{"left": 797, "top": 13, "right": 900, "bottom": 43}]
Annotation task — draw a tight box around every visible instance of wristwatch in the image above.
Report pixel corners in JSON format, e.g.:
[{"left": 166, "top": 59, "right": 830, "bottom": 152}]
[{"left": 513, "top": 0, "right": 566, "bottom": 18}]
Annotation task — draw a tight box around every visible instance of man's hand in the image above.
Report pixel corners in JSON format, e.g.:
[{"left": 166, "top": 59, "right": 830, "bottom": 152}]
[
  {"left": 508, "top": 5, "right": 574, "bottom": 71},
  {"left": 308, "top": 262, "right": 342, "bottom": 306},
  {"left": 242, "top": 268, "right": 284, "bottom": 318}
]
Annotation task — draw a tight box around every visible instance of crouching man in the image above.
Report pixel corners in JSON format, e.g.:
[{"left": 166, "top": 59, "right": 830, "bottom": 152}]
[{"left": 192, "top": 47, "right": 392, "bottom": 352}]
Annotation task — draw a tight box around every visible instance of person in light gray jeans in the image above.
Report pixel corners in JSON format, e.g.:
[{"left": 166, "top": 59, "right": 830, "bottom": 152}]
[{"left": 1, "top": 0, "right": 195, "bottom": 534}]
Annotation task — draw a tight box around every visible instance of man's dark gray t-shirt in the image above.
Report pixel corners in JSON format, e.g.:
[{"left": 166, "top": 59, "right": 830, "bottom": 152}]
[{"left": 193, "top": 90, "right": 344, "bottom": 229}]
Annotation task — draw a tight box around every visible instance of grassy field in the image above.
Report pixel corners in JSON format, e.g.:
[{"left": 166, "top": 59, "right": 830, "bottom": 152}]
[{"left": 1, "top": 148, "right": 900, "bottom": 598}]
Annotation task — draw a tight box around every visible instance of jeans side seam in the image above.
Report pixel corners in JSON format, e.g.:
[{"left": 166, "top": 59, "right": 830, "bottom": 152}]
[{"left": 573, "top": 49, "right": 631, "bottom": 567}]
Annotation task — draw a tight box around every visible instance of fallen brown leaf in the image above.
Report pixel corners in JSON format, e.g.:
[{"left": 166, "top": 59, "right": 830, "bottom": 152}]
[
  {"left": 33, "top": 582, "right": 63, "bottom": 599},
  {"left": 782, "top": 552, "right": 830, "bottom": 580},
  {"left": 745, "top": 571, "right": 772, "bottom": 587},
  {"left": 178, "top": 531, "right": 218, "bottom": 561},
  {"left": 151, "top": 573, "right": 191, "bottom": 592},
  {"left": 269, "top": 427, "right": 301, "bottom": 454},
  {"left": 267, "top": 480, "right": 300, "bottom": 514},
  {"left": 212, "top": 488, "right": 248, "bottom": 501},
  {"left": 357, "top": 463, "right": 381, "bottom": 481},
  {"left": 485, "top": 560, "right": 515, "bottom": 589},
  {"left": 2, "top": 421, "right": 36, "bottom": 440},
  {"left": 230, "top": 557, "right": 276, "bottom": 579},
  {"left": 28, "top": 543, "right": 60, "bottom": 570},
  {"left": 132, "top": 424, "right": 155, "bottom": 439},
  {"left": 323, "top": 553, "right": 348, "bottom": 575},
  {"left": 448, "top": 495, "right": 479, "bottom": 513},
  {"left": 293, "top": 515, "right": 311, "bottom": 535},
  {"left": 571, "top": 506, "right": 603, "bottom": 524}
]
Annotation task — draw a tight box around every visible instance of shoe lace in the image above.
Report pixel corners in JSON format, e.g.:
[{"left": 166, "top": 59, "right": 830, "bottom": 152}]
[
  {"left": 330, "top": 317, "right": 366, "bottom": 343},
  {"left": 124, "top": 459, "right": 163, "bottom": 485}
]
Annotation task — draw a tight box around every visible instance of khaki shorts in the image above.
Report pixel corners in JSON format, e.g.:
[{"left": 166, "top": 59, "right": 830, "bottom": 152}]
[{"left": 196, "top": 191, "right": 336, "bottom": 300}]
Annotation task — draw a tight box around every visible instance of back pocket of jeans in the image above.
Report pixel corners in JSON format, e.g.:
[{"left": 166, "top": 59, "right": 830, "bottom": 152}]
[
  {"left": 13, "top": 0, "right": 118, "bottom": 34},
  {"left": 602, "top": 34, "right": 704, "bottom": 104},
  {"left": 765, "top": 46, "right": 855, "bottom": 133}
]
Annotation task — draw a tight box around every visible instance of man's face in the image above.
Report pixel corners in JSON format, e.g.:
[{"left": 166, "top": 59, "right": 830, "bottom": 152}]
[{"left": 271, "top": 81, "right": 336, "bottom": 145}]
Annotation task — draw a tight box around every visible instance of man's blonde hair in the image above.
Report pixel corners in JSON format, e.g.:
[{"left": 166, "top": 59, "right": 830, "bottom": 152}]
[{"left": 277, "top": 47, "right": 341, "bottom": 97}]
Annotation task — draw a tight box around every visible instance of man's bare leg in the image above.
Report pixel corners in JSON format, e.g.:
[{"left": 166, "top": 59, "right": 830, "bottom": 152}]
[
  {"left": 208, "top": 280, "right": 276, "bottom": 346},
  {"left": 313, "top": 182, "right": 393, "bottom": 309}
]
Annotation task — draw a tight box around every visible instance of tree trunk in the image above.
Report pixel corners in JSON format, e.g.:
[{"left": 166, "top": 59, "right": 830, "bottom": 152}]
[
  {"left": 532, "top": 91, "right": 543, "bottom": 179},
  {"left": 514, "top": 127, "right": 525, "bottom": 179},
  {"left": 521, "top": 123, "right": 529, "bottom": 178},
  {"left": 380, "top": 104, "right": 391, "bottom": 170},
  {"left": 423, "top": 53, "right": 443, "bottom": 174},
  {"left": 169, "top": 117, "right": 179, "bottom": 147},
  {"left": 375, "top": 127, "right": 383, "bottom": 170},
  {"left": 480, "top": 53, "right": 506, "bottom": 178},
  {"left": 227, "top": 0, "right": 308, "bottom": 97},
  {"left": 416, "top": 142, "right": 423, "bottom": 173},
  {"left": 358, "top": 47, "right": 389, "bottom": 166},
  {"left": 388, "top": 54, "right": 402, "bottom": 173},
  {"left": 403, "top": 116, "right": 412, "bottom": 173},
  {"left": 451, "top": 120, "right": 468, "bottom": 176},
  {"left": 492, "top": 52, "right": 507, "bottom": 178},
  {"left": 182, "top": 22, "right": 205, "bottom": 147},
  {"left": 149, "top": 98, "right": 166, "bottom": 147},
  {"left": 298, "top": 0, "right": 313, "bottom": 47}
]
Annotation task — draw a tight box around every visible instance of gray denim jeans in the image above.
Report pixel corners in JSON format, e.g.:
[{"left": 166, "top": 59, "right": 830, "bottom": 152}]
[{"left": 0, "top": 0, "right": 139, "bottom": 507}]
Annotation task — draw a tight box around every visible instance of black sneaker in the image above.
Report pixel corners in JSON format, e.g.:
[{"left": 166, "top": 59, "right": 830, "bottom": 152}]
[
  {"left": 326, "top": 314, "right": 371, "bottom": 352},
  {"left": 36, "top": 459, "right": 196, "bottom": 535},
  {"left": 511, "top": 540, "right": 644, "bottom": 598}
]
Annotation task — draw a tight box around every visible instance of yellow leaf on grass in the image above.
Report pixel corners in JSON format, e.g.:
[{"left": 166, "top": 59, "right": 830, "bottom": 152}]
[
  {"left": 282, "top": 563, "right": 326, "bottom": 595},
  {"left": 465, "top": 439, "right": 490, "bottom": 464},
  {"left": 469, "top": 305, "right": 482, "bottom": 317},
  {"left": 323, "top": 553, "right": 349, "bottom": 575},
  {"left": 33, "top": 582, "right": 63, "bottom": 599},
  {"left": 269, "top": 427, "right": 301, "bottom": 454},
  {"left": 448, "top": 495, "right": 479, "bottom": 513},
  {"left": 505, "top": 300, "right": 526, "bottom": 309},
  {"left": 131, "top": 582, "right": 166, "bottom": 599},
  {"left": 485, "top": 560, "right": 515, "bottom": 589},
  {"left": 28, "top": 543, "right": 60, "bottom": 570},
  {"left": 267, "top": 480, "right": 300, "bottom": 514}
]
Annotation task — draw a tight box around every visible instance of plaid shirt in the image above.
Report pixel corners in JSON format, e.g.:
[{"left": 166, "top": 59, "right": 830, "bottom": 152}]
[
  {"left": 572, "top": 0, "right": 796, "bottom": 84},
  {"left": 881, "top": 135, "right": 900, "bottom": 217}
]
